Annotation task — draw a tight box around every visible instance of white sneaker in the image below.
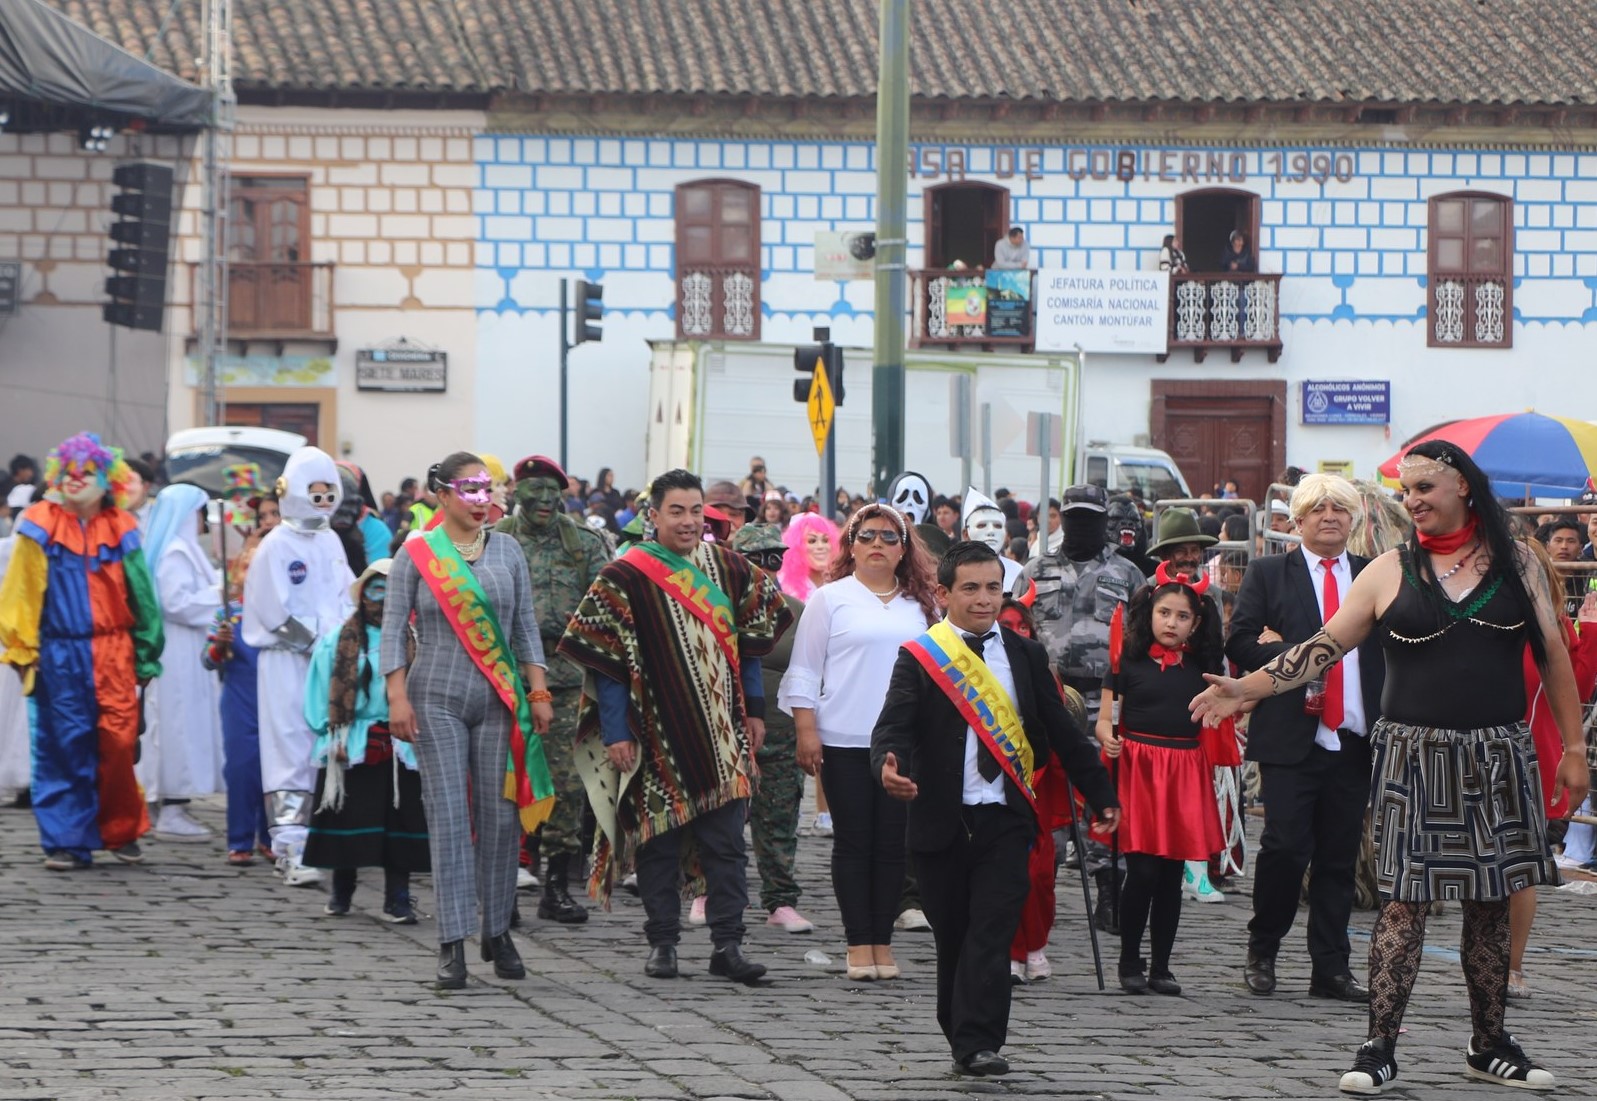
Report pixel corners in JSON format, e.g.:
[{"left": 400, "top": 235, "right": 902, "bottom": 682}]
[
  {"left": 766, "top": 905, "right": 815, "bottom": 933},
  {"left": 516, "top": 867, "right": 540, "bottom": 890},
  {"left": 894, "top": 907, "right": 932, "bottom": 931},
  {"left": 1182, "top": 861, "right": 1225, "bottom": 903},
  {"left": 688, "top": 895, "right": 707, "bottom": 925},
  {"left": 282, "top": 860, "right": 324, "bottom": 888},
  {"left": 1009, "top": 960, "right": 1028, "bottom": 985},
  {"left": 1026, "top": 949, "right": 1051, "bottom": 982},
  {"left": 154, "top": 805, "right": 213, "bottom": 842},
  {"left": 813, "top": 812, "right": 833, "bottom": 836}
]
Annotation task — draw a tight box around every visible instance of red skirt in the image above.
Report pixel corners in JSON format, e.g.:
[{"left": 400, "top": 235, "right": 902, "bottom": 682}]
[{"left": 1114, "top": 730, "right": 1223, "bottom": 861}]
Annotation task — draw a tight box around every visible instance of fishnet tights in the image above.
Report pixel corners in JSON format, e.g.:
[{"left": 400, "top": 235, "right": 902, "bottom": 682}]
[{"left": 1366, "top": 899, "right": 1509, "bottom": 1049}]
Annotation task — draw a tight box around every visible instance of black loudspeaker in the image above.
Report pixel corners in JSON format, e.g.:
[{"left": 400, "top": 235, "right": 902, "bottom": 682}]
[{"left": 104, "top": 162, "right": 174, "bottom": 333}]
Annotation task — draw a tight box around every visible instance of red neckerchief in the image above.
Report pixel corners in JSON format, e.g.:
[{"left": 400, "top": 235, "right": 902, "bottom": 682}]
[
  {"left": 1148, "top": 642, "right": 1186, "bottom": 671},
  {"left": 1416, "top": 514, "right": 1477, "bottom": 555}
]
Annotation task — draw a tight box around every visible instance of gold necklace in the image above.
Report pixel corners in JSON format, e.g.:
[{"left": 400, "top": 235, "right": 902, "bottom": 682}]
[{"left": 451, "top": 528, "right": 486, "bottom": 556}]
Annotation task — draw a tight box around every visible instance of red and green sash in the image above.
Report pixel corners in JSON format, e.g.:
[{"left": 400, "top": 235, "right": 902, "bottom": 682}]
[
  {"left": 409, "top": 528, "right": 555, "bottom": 831},
  {"left": 622, "top": 542, "right": 739, "bottom": 672},
  {"left": 904, "top": 621, "right": 1037, "bottom": 811}
]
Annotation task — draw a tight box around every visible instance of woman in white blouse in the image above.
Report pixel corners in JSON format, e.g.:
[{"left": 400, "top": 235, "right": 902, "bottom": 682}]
[{"left": 779, "top": 503, "right": 939, "bottom": 981}]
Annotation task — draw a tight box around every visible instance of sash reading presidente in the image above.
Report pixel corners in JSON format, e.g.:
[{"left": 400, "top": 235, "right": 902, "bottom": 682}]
[
  {"left": 622, "top": 542, "right": 740, "bottom": 673},
  {"left": 408, "top": 528, "right": 555, "bottom": 831},
  {"left": 904, "top": 621, "right": 1037, "bottom": 810}
]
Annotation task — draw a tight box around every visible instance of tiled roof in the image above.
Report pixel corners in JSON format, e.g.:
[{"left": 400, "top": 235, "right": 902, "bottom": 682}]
[{"left": 40, "top": 1, "right": 1597, "bottom": 107}]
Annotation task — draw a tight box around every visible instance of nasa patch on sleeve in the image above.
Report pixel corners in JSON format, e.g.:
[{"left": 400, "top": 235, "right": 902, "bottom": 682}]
[{"left": 288, "top": 560, "right": 308, "bottom": 585}]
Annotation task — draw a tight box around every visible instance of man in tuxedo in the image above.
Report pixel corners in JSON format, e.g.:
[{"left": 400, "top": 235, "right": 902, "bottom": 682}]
[
  {"left": 872, "top": 541, "right": 1120, "bottom": 1076},
  {"left": 1225, "top": 473, "right": 1385, "bottom": 1002}
]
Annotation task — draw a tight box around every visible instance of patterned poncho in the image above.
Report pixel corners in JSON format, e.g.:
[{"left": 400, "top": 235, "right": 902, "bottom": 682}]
[{"left": 557, "top": 540, "right": 792, "bottom": 901}]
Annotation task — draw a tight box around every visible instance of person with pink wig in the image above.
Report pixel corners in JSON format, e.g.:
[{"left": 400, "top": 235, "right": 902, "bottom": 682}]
[{"left": 780, "top": 513, "right": 839, "bottom": 601}]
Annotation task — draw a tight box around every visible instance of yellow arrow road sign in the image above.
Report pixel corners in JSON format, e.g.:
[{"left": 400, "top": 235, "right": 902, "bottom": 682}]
[{"left": 807, "top": 356, "right": 834, "bottom": 456}]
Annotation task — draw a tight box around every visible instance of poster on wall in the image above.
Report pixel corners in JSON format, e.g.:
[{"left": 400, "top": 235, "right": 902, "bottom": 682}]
[
  {"left": 1033, "top": 269, "right": 1169, "bottom": 355},
  {"left": 945, "top": 282, "right": 987, "bottom": 327},
  {"left": 356, "top": 345, "right": 448, "bottom": 392},
  {"left": 985, "top": 270, "right": 1031, "bottom": 338},
  {"left": 1301, "top": 380, "right": 1390, "bottom": 425},
  {"left": 813, "top": 231, "right": 875, "bottom": 280}
]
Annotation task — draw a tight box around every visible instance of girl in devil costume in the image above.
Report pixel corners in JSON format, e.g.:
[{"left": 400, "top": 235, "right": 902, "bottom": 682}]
[{"left": 1095, "top": 561, "right": 1228, "bottom": 995}]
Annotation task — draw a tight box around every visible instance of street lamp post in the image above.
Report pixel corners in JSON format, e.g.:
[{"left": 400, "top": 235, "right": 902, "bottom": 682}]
[{"left": 870, "top": 0, "right": 910, "bottom": 496}]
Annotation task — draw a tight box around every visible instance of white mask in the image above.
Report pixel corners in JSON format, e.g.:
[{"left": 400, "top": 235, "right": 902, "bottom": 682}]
[
  {"left": 964, "top": 508, "right": 1007, "bottom": 553},
  {"left": 887, "top": 471, "right": 932, "bottom": 525},
  {"left": 276, "top": 447, "right": 342, "bottom": 533}
]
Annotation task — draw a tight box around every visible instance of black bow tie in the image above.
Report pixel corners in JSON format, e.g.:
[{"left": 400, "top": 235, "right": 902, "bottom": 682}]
[{"left": 963, "top": 630, "right": 997, "bottom": 656}]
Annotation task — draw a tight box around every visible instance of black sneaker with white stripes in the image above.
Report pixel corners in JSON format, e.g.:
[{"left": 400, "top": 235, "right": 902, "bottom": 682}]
[
  {"left": 1466, "top": 1035, "right": 1555, "bottom": 1091},
  {"left": 1338, "top": 1040, "right": 1398, "bottom": 1095}
]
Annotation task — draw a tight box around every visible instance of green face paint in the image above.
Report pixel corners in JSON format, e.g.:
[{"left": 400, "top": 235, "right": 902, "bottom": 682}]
[{"left": 515, "top": 476, "right": 565, "bottom": 527}]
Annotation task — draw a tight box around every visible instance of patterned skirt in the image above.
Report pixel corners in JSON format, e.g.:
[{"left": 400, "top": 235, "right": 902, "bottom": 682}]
[{"left": 1369, "top": 719, "right": 1556, "bottom": 902}]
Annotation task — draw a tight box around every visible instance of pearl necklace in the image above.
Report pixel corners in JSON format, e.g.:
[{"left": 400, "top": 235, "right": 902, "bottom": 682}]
[
  {"left": 1435, "top": 542, "right": 1480, "bottom": 582},
  {"left": 861, "top": 578, "right": 900, "bottom": 597},
  {"left": 452, "top": 528, "right": 486, "bottom": 557}
]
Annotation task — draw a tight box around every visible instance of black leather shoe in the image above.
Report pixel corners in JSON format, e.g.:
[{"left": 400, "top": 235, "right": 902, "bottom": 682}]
[
  {"left": 645, "top": 944, "right": 678, "bottom": 978},
  {"left": 537, "top": 854, "right": 590, "bottom": 924},
  {"left": 1244, "top": 951, "right": 1276, "bottom": 995},
  {"left": 708, "top": 943, "right": 768, "bottom": 985},
  {"left": 955, "top": 1050, "right": 1010, "bottom": 1076},
  {"left": 1147, "top": 970, "right": 1182, "bottom": 996},
  {"left": 1310, "top": 972, "right": 1370, "bottom": 1002},
  {"left": 480, "top": 932, "right": 526, "bottom": 979},
  {"left": 436, "top": 940, "right": 467, "bottom": 990}
]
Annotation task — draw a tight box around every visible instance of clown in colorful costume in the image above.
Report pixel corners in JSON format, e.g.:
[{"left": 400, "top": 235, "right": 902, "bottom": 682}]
[{"left": 0, "top": 433, "right": 163, "bottom": 866}]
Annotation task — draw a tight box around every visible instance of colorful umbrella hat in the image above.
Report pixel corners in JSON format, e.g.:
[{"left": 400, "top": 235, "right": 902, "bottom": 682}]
[{"left": 1377, "top": 412, "right": 1597, "bottom": 499}]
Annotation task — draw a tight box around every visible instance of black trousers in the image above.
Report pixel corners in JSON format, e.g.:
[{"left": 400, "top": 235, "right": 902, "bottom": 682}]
[
  {"left": 821, "top": 748, "right": 907, "bottom": 945},
  {"left": 637, "top": 798, "right": 749, "bottom": 949},
  {"left": 1248, "top": 734, "right": 1371, "bottom": 976},
  {"left": 916, "top": 803, "right": 1033, "bottom": 1062}
]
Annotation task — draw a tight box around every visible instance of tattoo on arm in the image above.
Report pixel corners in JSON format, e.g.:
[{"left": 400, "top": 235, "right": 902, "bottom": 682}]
[{"left": 1262, "top": 628, "right": 1348, "bottom": 695}]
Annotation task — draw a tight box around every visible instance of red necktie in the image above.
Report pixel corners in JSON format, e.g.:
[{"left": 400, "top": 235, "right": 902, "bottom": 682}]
[{"left": 1320, "top": 558, "right": 1344, "bottom": 730}]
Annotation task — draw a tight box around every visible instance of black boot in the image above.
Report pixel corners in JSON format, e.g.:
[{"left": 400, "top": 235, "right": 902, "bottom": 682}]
[
  {"left": 324, "top": 869, "right": 357, "bottom": 916},
  {"left": 480, "top": 931, "right": 526, "bottom": 979},
  {"left": 538, "top": 853, "right": 589, "bottom": 924},
  {"left": 437, "top": 940, "right": 467, "bottom": 989},
  {"left": 1093, "top": 868, "right": 1121, "bottom": 935}
]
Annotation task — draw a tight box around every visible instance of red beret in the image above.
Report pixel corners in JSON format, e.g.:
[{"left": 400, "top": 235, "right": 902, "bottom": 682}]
[{"left": 513, "top": 454, "right": 567, "bottom": 484}]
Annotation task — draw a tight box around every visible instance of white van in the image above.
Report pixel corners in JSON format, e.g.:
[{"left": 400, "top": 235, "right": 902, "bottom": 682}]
[
  {"left": 1081, "top": 443, "right": 1191, "bottom": 503},
  {"left": 163, "top": 426, "right": 307, "bottom": 497}
]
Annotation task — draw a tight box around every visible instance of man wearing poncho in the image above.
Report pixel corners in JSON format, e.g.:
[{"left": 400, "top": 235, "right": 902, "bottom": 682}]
[{"left": 559, "top": 469, "right": 792, "bottom": 984}]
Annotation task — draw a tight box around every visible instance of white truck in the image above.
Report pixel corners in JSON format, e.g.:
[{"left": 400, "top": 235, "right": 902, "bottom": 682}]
[{"left": 643, "top": 340, "right": 1189, "bottom": 504}]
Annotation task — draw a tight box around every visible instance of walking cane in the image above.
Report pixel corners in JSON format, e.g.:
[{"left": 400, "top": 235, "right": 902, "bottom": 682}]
[
  {"left": 1107, "top": 603, "right": 1125, "bottom": 934},
  {"left": 1066, "top": 780, "right": 1105, "bottom": 990}
]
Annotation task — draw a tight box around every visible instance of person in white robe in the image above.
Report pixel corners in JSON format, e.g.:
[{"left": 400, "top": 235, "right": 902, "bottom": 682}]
[{"left": 242, "top": 448, "right": 353, "bottom": 886}]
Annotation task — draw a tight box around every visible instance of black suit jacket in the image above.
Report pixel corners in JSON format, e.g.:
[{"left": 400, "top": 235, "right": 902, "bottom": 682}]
[
  {"left": 870, "top": 626, "right": 1118, "bottom": 853},
  {"left": 1225, "top": 548, "right": 1386, "bottom": 766}
]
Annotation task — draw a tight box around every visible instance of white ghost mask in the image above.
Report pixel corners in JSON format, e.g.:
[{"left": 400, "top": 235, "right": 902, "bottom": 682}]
[
  {"left": 960, "top": 487, "right": 1008, "bottom": 553},
  {"left": 887, "top": 471, "right": 933, "bottom": 525}
]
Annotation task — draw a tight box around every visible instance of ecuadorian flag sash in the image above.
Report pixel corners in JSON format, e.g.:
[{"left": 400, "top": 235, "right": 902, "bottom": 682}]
[{"left": 903, "top": 621, "right": 1037, "bottom": 811}]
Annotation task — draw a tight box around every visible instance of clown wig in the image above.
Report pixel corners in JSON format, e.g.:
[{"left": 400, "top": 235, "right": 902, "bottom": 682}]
[
  {"left": 778, "top": 511, "right": 839, "bottom": 600},
  {"left": 43, "top": 432, "right": 135, "bottom": 509}
]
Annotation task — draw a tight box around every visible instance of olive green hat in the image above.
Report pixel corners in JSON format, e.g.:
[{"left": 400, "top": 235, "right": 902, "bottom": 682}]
[{"left": 1147, "top": 507, "right": 1218, "bottom": 558}]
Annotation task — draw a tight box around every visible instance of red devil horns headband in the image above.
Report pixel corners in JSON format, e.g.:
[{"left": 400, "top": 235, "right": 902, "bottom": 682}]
[{"left": 1155, "top": 559, "right": 1211, "bottom": 596}]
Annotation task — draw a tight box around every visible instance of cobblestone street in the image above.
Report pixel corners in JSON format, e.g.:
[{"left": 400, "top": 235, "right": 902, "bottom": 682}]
[{"left": 3, "top": 794, "right": 1595, "bottom": 1100}]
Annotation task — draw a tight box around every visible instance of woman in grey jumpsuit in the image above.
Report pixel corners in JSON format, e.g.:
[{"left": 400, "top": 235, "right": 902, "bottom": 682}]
[{"left": 382, "top": 452, "right": 554, "bottom": 988}]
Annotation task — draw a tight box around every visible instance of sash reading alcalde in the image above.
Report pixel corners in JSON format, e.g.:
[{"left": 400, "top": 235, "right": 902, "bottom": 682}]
[
  {"left": 621, "top": 542, "right": 739, "bottom": 672},
  {"left": 904, "top": 621, "right": 1037, "bottom": 810},
  {"left": 408, "top": 528, "right": 555, "bottom": 830}
]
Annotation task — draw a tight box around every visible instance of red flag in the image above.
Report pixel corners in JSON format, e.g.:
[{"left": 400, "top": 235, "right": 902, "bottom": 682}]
[{"left": 1108, "top": 602, "right": 1125, "bottom": 674}]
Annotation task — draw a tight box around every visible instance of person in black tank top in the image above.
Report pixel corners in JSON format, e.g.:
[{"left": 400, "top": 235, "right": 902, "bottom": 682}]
[{"left": 1190, "top": 441, "right": 1590, "bottom": 1095}]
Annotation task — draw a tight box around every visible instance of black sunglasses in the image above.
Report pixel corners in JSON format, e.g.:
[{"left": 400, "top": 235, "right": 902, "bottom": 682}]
[
  {"left": 748, "top": 550, "right": 786, "bottom": 570},
  {"left": 853, "top": 529, "right": 902, "bottom": 545}
]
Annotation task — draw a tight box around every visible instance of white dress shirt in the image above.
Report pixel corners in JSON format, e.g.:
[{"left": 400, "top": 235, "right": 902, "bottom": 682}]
[
  {"left": 777, "top": 576, "right": 931, "bottom": 749},
  {"left": 949, "top": 619, "right": 1018, "bottom": 806},
  {"left": 1307, "top": 549, "right": 1366, "bottom": 751}
]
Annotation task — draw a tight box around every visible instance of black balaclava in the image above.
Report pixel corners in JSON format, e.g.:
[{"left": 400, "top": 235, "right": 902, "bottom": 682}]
[{"left": 1062, "top": 508, "right": 1108, "bottom": 562}]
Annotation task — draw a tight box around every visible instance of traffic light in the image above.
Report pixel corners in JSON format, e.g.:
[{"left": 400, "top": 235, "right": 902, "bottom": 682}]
[
  {"left": 104, "top": 162, "right": 174, "bottom": 332},
  {"left": 574, "top": 278, "right": 603, "bottom": 344},
  {"left": 793, "top": 344, "right": 846, "bottom": 405}
]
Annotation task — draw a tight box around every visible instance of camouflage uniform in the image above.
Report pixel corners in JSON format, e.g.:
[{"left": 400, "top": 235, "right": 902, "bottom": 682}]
[
  {"left": 751, "top": 593, "right": 805, "bottom": 912},
  {"left": 1018, "top": 544, "right": 1146, "bottom": 723},
  {"left": 497, "top": 508, "right": 609, "bottom": 859}
]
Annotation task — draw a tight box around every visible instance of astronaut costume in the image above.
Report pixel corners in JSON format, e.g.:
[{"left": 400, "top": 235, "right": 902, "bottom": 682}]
[
  {"left": 960, "top": 488, "right": 1025, "bottom": 595},
  {"left": 241, "top": 447, "right": 354, "bottom": 884}
]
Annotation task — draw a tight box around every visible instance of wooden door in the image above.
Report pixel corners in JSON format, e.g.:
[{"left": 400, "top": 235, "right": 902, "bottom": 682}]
[
  {"left": 923, "top": 182, "right": 1009, "bottom": 268},
  {"left": 224, "top": 402, "right": 320, "bottom": 446},
  {"left": 1159, "top": 396, "right": 1275, "bottom": 502}
]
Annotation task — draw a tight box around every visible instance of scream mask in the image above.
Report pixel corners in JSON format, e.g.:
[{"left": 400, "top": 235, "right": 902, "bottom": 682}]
[{"left": 886, "top": 471, "right": 933, "bottom": 526}]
